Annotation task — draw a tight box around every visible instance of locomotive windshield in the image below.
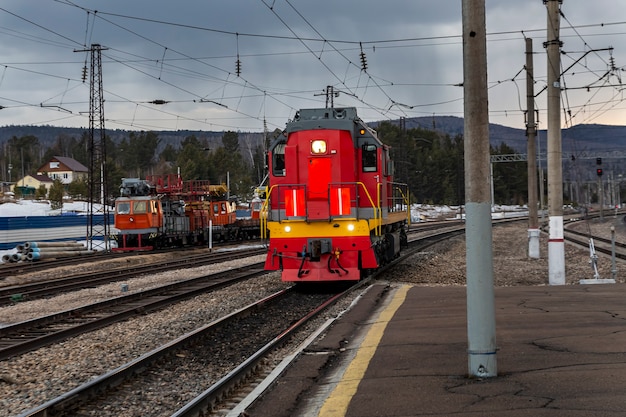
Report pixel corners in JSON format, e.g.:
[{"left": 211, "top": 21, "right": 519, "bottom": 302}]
[
  {"left": 116, "top": 201, "right": 130, "bottom": 214},
  {"left": 133, "top": 201, "right": 147, "bottom": 214}
]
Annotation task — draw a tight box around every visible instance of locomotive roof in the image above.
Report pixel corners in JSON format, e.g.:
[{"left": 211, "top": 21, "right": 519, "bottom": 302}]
[
  {"left": 279, "top": 107, "right": 381, "bottom": 148},
  {"left": 287, "top": 107, "right": 365, "bottom": 133}
]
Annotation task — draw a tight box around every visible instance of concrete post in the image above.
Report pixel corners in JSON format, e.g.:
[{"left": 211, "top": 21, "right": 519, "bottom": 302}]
[
  {"left": 546, "top": 0, "right": 565, "bottom": 285},
  {"left": 462, "top": 0, "right": 497, "bottom": 378},
  {"left": 526, "top": 38, "right": 540, "bottom": 259}
]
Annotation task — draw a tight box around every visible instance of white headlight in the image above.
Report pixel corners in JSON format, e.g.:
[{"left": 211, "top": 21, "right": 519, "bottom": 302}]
[
  {"left": 311, "top": 139, "right": 327, "bottom": 154},
  {"left": 284, "top": 225, "right": 291, "bottom": 233},
  {"left": 347, "top": 224, "right": 355, "bottom": 231}
]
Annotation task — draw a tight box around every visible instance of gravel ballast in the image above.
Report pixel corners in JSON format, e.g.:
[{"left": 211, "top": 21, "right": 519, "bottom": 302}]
[{"left": 0, "top": 219, "right": 624, "bottom": 416}]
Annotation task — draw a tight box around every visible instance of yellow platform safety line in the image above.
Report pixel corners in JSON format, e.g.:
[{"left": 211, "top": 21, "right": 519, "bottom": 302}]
[{"left": 317, "top": 284, "right": 411, "bottom": 417}]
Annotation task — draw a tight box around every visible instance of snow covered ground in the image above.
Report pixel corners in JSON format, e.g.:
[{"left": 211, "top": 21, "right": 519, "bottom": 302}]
[
  {"left": 0, "top": 199, "right": 97, "bottom": 217},
  {"left": 0, "top": 199, "right": 528, "bottom": 261}
]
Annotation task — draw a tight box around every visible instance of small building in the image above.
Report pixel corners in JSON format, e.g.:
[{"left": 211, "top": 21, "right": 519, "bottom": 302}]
[
  {"left": 36, "top": 156, "right": 88, "bottom": 185},
  {"left": 12, "top": 174, "right": 54, "bottom": 196}
]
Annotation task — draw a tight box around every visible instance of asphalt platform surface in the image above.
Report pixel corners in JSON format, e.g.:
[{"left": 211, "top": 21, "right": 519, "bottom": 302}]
[{"left": 245, "top": 282, "right": 626, "bottom": 417}]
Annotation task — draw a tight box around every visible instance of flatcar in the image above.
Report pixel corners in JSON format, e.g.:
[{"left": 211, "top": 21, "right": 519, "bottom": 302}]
[
  {"left": 113, "top": 175, "right": 261, "bottom": 251},
  {"left": 262, "top": 107, "right": 409, "bottom": 282}
]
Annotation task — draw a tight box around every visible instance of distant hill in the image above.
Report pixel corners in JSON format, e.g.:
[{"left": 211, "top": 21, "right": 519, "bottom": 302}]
[
  {"left": 2, "top": 117, "right": 626, "bottom": 156},
  {"left": 0, "top": 125, "right": 259, "bottom": 154},
  {"left": 376, "top": 116, "right": 626, "bottom": 155}
]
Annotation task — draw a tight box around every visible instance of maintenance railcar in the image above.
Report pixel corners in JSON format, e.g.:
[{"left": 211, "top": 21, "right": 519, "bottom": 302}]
[
  {"left": 113, "top": 175, "right": 261, "bottom": 251},
  {"left": 262, "top": 107, "right": 409, "bottom": 282}
]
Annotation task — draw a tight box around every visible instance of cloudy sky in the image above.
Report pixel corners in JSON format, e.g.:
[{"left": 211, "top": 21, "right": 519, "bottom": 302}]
[{"left": 1, "top": 1, "right": 625, "bottom": 133}]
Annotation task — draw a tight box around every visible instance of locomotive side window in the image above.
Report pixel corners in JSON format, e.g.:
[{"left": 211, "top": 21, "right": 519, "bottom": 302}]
[
  {"left": 133, "top": 201, "right": 147, "bottom": 214},
  {"left": 384, "top": 148, "right": 394, "bottom": 176},
  {"left": 117, "top": 202, "right": 130, "bottom": 214},
  {"left": 362, "top": 144, "right": 377, "bottom": 172},
  {"left": 273, "top": 142, "right": 286, "bottom": 176}
]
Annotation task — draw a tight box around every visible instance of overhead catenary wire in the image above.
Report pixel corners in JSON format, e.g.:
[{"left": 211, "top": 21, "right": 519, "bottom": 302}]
[{"left": 2, "top": 2, "right": 626, "bottom": 131}]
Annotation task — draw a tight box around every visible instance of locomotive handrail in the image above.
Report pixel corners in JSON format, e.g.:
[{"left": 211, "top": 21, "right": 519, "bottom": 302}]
[
  {"left": 392, "top": 182, "right": 411, "bottom": 226},
  {"left": 259, "top": 184, "right": 275, "bottom": 239},
  {"left": 376, "top": 182, "right": 383, "bottom": 236},
  {"left": 329, "top": 181, "right": 382, "bottom": 235},
  {"left": 259, "top": 185, "right": 273, "bottom": 235},
  {"left": 261, "top": 182, "right": 385, "bottom": 237}
]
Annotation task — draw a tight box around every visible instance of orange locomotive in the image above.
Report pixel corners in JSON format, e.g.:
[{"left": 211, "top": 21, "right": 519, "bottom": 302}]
[
  {"left": 262, "top": 107, "right": 409, "bottom": 282},
  {"left": 113, "top": 175, "right": 259, "bottom": 251}
]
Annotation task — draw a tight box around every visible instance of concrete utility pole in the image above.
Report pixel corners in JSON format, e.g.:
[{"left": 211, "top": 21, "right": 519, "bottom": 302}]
[
  {"left": 545, "top": 0, "right": 565, "bottom": 285},
  {"left": 526, "top": 38, "right": 540, "bottom": 259},
  {"left": 462, "top": 0, "right": 497, "bottom": 378}
]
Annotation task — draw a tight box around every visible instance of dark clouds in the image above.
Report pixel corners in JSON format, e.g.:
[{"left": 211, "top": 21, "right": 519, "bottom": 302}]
[{"left": 0, "top": 0, "right": 625, "bottom": 132}]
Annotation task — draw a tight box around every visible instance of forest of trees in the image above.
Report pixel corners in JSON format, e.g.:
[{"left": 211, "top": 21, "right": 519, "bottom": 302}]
[
  {"left": 376, "top": 121, "right": 529, "bottom": 205},
  {"left": 0, "top": 123, "right": 532, "bottom": 206}
]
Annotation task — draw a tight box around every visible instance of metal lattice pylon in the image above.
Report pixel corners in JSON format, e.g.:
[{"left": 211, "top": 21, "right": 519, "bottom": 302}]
[{"left": 86, "top": 44, "right": 110, "bottom": 251}]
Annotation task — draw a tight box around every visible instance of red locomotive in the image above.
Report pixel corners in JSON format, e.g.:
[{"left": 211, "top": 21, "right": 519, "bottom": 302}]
[
  {"left": 113, "top": 174, "right": 261, "bottom": 251},
  {"left": 262, "top": 107, "right": 409, "bottom": 282}
]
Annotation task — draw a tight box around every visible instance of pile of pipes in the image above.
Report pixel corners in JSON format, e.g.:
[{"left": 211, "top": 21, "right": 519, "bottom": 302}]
[{"left": 2, "top": 241, "right": 96, "bottom": 263}]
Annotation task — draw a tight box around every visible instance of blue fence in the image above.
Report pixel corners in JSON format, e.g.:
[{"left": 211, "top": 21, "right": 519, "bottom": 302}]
[{"left": 0, "top": 214, "right": 113, "bottom": 249}]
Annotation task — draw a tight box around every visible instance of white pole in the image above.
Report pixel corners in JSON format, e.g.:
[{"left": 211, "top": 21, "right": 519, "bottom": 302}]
[{"left": 208, "top": 219, "right": 213, "bottom": 252}]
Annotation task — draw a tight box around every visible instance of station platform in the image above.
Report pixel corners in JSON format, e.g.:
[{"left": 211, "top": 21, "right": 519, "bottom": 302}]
[{"left": 244, "top": 282, "right": 626, "bottom": 417}]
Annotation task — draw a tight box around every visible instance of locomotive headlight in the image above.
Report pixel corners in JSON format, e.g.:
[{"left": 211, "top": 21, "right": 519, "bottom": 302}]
[
  {"left": 311, "top": 140, "right": 327, "bottom": 154},
  {"left": 347, "top": 223, "right": 355, "bottom": 232},
  {"left": 284, "top": 225, "right": 291, "bottom": 233}
]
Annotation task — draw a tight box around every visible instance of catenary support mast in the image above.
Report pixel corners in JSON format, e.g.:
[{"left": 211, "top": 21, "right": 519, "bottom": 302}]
[
  {"left": 462, "top": 0, "right": 497, "bottom": 378},
  {"left": 526, "top": 38, "right": 540, "bottom": 259},
  {"left": 75, "top": 44, "right": 110, "bottom": 251},
  {"left": 545, "top": 0, "right": 565, "bottom": 284}
]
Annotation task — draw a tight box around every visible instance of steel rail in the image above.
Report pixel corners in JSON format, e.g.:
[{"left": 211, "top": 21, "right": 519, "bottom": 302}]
[
  {"left": 0, "top": 263, "right": 266, "bottom": 360},
  {"left": 0, "top": 247, "right": 265, "bottom": 305},
  {"left": 16, "top": 287, "right": 296, "bottom": 417}
]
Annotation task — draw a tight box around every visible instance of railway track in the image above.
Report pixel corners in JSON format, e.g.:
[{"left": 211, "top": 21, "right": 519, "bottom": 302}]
[
  {"left": 7, "top": 225, "right": 468, "bottom": 417},
  {"left": 0, "top": 246, "right": 265, "bottom": 305},
  {"left": 0, "top": 242, "right": 260, "bottom": 280},
  {"left": 15, "top": 286, "right": 346, "bottom": 417},
  {"left": 7, "top": 218, "right": 620, "bottom": 416},
  {"left": 0, "top": 262, "right": 267, "bottom": 360},
  {"left": 0, "top": 222, "right": 490, "bottom": 363},
  {"left": 170, "top": 228, "right": 472, "bottom": 417}
]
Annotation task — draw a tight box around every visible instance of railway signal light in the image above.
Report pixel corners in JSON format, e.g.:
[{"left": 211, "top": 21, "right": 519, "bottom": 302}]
[
  {"left": 596, "top": 157, "right": 602, "bottom": 165},
  {"left": 597, "top": 168, "right": 603, "bottom": 177}
]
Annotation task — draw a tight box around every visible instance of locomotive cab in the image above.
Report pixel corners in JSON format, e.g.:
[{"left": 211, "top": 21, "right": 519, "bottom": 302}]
[{"left": 113, "top": 195, "right": 163, "bottom": 251}]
